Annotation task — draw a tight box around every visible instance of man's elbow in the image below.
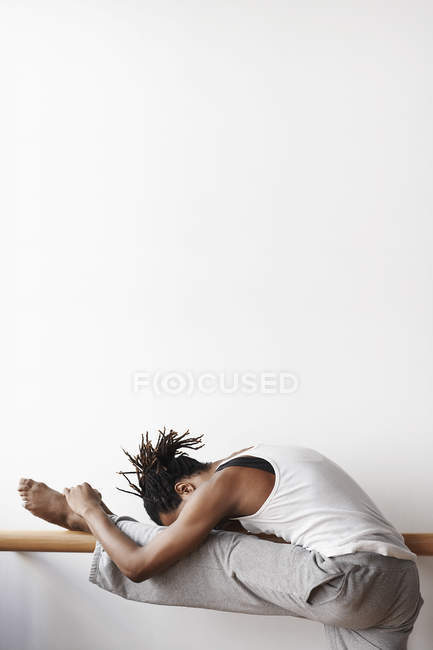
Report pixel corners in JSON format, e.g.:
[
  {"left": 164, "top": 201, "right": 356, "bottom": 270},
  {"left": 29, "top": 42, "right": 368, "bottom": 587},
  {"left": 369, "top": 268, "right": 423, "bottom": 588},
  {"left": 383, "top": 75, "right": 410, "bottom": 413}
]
[
  {"left": 124, "top": 562, "right": 149, "bottom": 583},
  {"left": 128, "top": 572, "right": 147, "bottom": 583},
  {"left": 126, "top": 568, "right": 148, "bottom": 583}
]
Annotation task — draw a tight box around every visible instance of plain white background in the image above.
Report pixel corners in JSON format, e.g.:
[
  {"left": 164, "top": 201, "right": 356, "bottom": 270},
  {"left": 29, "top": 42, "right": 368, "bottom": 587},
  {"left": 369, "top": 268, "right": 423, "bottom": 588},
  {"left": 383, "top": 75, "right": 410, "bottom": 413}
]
[{"left": 2, "top": 1, "right": 432, "bottom": 648}]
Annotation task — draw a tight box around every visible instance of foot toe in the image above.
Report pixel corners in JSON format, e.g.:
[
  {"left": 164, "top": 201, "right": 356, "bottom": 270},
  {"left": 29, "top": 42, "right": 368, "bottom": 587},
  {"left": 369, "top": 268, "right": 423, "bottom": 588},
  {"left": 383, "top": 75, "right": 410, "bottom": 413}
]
[{"left": 18, "top": 478, "right": 34, "bottom": 488}]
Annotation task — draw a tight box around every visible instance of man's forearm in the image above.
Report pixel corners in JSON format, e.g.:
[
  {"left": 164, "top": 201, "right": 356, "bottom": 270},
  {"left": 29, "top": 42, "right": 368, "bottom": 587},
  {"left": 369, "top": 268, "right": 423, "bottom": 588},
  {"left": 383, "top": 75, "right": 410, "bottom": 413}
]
[{"left": 82, "top": 505, "right": 141, "bottom": 578}]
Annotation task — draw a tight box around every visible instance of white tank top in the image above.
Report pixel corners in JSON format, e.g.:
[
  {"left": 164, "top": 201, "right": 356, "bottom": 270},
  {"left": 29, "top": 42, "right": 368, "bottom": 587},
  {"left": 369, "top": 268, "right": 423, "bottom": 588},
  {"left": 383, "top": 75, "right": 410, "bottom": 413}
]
[{"left": 216, "top": 442, "right": 416, "bottom": 562}]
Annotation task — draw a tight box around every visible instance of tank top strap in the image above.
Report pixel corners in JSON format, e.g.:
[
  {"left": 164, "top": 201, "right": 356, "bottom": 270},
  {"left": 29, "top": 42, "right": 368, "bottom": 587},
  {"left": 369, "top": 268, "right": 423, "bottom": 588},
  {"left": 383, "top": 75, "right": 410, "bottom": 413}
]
[{"left": 215, "top": 455, "right": 275, "bottom": 474}]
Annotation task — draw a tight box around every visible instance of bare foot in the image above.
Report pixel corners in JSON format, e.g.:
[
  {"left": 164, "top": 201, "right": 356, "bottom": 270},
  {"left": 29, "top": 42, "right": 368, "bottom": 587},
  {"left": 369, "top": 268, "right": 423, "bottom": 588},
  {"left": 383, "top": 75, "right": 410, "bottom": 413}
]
[{"left": 17, "top": 478, "right": 113, "bottom": 533}]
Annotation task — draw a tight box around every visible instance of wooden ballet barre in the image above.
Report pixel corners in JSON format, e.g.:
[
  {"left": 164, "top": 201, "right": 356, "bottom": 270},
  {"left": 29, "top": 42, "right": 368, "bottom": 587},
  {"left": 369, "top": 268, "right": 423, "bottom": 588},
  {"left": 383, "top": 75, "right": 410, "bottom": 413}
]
[
  {"left": 403, "top": 533, "right": 433, "bottom": 556},
  {"left": 0, "top": 530, "right": 432, "bottom": 555},
  {"left": 0, "top": 530, "right": 96, "bottom": 553}
]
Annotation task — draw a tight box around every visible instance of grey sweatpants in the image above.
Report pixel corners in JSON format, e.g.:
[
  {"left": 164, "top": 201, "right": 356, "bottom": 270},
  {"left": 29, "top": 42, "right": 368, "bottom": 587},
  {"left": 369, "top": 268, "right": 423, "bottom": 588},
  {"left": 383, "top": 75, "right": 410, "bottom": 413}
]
[{"left": 89, "top": 515, "right": 424, "bottom": 649}]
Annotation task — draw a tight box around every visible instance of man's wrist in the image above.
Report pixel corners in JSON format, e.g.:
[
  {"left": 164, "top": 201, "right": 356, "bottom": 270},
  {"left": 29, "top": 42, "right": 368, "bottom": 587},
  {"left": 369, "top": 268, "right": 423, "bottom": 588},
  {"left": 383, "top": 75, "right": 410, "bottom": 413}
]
[{"left": 81, "top": 503, "right": 105, "bottom": 521}]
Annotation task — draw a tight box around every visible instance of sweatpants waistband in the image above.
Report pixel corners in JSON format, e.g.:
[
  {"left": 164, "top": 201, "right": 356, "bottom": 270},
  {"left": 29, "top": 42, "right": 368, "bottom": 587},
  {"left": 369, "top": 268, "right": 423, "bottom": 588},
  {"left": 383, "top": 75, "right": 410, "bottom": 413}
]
[{"left": 326, "top": 550, "right": 417, "bottom": 571}]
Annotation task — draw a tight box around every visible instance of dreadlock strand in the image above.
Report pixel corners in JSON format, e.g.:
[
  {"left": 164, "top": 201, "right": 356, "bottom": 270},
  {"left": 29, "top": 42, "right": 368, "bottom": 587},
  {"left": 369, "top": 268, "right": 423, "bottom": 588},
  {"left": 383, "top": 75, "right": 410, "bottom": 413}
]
[
  {"left": 115, "top": 486, "right": 142, "bottom": 498},
  {"left": 115, "top": 470, "right": 142, "bottom": 496}
]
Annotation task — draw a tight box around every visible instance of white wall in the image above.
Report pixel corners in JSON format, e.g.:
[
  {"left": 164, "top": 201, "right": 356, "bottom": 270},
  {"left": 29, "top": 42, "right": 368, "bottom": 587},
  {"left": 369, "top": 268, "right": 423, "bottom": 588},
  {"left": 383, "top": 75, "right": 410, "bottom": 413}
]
[{"left": 2, "top": 1, "right": 432, "bottom": 648}]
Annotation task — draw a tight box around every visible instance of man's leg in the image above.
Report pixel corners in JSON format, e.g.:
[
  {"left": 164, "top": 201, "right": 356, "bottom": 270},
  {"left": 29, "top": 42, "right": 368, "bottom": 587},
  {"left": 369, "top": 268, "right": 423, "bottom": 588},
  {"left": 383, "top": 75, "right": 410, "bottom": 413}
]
[
  {"left": 91, "top": 518, "right": 424, "bottom": 649},
  {"left": 17, "top": 478, "right": 115, "bottom": 533}
]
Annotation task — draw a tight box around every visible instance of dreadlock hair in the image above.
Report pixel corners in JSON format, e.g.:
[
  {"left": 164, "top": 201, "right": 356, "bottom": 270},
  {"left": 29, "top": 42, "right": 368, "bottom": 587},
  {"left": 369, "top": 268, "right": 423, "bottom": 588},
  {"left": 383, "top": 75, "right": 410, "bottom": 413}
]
[{"left": 116, "top": 428, "right": 212, "bottom": 525}]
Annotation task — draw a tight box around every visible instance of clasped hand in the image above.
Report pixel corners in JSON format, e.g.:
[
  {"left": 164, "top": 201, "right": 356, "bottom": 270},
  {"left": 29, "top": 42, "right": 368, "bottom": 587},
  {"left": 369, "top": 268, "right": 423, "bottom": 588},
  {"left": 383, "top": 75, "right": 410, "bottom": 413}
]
[{"left": 64, "top": 482, "right": 102, "bottom": 518}]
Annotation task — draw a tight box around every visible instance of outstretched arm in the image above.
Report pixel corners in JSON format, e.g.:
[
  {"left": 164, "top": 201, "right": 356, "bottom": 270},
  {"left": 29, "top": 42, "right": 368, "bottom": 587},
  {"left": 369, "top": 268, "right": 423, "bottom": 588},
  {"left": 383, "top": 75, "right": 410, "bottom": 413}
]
[{"left": 65, "top": 474, "right": 238, "bottom": 583}]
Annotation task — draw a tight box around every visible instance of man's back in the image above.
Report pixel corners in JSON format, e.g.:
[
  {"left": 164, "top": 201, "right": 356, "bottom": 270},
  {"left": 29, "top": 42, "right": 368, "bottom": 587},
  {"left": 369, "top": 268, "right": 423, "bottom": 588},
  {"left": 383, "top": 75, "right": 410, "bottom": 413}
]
[{"left": 216, "top": 442, "right": 417, "bottom": 561}]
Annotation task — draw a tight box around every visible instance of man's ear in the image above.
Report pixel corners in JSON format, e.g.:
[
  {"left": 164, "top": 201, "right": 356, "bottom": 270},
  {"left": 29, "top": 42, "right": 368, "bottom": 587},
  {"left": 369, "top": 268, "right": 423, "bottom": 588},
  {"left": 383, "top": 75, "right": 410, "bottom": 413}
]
[{"left": 174, "top": 480, "right": 195, "bottom": 497}]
